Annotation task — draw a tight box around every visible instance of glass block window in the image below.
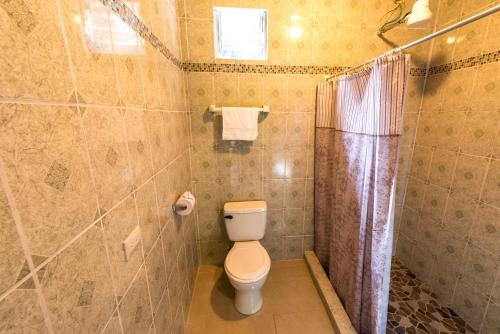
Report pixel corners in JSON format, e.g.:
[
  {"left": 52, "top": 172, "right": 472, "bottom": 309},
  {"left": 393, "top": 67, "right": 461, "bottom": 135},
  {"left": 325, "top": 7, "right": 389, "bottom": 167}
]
[
  {"left": 213, "top": 7, "right": 268, "bottom": 61},
  {"left": 81, "top": 0, "right": 145, "bottom": 55}
]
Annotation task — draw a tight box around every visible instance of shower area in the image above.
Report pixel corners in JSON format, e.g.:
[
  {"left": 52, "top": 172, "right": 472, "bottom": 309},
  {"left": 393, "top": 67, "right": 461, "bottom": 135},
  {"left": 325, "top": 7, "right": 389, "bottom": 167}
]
[{"left": 311, "top": 1, "right": 500, "bottom": 332}]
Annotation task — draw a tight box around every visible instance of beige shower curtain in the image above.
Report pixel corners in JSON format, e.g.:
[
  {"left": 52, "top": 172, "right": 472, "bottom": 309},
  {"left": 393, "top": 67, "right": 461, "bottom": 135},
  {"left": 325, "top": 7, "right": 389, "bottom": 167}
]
[{"left": 314, "top": 53, "right": 411, "bottom": 334}]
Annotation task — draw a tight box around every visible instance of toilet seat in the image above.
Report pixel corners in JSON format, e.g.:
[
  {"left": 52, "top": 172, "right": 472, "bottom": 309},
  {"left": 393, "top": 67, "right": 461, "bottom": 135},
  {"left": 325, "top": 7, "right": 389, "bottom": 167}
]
[{"left": 225, "top": 241, "right": 271, "bottom": 283}]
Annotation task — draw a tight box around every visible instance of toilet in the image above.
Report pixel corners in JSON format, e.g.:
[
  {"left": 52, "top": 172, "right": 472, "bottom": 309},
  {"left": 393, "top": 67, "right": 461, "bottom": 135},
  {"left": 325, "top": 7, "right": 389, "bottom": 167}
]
[{"left": 223, "top": 201, "right": 271, "bottom": 315}]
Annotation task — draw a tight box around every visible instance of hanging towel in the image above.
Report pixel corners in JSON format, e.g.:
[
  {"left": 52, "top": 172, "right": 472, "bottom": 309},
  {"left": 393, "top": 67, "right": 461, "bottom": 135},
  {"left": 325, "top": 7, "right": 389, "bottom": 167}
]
[{"left": 222, "top": 107, "right": 260, "bottom": 141}]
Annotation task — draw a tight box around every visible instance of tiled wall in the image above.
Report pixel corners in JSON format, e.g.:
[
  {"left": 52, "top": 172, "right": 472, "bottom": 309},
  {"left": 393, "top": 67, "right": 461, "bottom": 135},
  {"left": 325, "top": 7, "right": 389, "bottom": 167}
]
[
  {"left": 0, "top": 0, "right": 197, "bottom": 333},
  {"left": 394, "top": 0, "right": 500, "bottom": 331},
  {"left": 179, "top": 0, "right": 433, "bottom": 265}
]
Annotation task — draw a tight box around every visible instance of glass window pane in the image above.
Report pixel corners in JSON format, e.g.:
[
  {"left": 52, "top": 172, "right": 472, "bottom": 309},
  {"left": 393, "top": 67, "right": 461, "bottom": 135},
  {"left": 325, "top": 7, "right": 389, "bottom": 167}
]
[{"left": 213, "top": 7, "right": 268, "bottom": 61}]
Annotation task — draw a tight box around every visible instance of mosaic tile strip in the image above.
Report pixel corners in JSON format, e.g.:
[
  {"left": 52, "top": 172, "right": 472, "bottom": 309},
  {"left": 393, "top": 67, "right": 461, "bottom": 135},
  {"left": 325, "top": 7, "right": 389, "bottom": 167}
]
[
  {"left": 102, "top": 0, "right": 499, "bottom": 78},
  {"left": 388, "top": 258, "right": 476, "bottom": 334},
  {"left": 101, "top": 0, "right": 183, "bottom": 69},
  {"left": 427, "top": 50, "right": 500, "bottom": 75},
  {"left": 182, "top": 62, "right": 349, "bottom": 75},
  {"left": 410, "top": 67, "right": 428, "bottom": 77}
]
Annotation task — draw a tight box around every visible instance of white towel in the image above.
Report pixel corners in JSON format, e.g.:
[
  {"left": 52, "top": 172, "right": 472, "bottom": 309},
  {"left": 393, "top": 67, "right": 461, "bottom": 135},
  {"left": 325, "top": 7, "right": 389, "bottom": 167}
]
[{"left": 222, "top": 107, "right": 260, "bottom": 141}]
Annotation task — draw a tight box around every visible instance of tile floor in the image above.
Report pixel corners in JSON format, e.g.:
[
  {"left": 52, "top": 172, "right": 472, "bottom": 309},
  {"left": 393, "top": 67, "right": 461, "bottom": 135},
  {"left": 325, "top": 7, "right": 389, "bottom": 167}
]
[
  {"left": 388, "top": 258, "right": 476, "bottom": 334},
  {"left": 185, "top": 257, "right": 476, "bottom": 334},
  {"left": 185, "top": 259, "right": 335, "bottom": 334}
]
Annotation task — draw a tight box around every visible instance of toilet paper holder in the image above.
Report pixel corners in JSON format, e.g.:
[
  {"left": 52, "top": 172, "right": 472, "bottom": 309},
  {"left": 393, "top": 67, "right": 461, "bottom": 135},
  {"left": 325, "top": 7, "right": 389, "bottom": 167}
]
[
  {"left": 171, "top": 191, "right": 196, "bottom": 216},
  {"left": 172, "top": 203, "right": 187, "bottom": 213}
]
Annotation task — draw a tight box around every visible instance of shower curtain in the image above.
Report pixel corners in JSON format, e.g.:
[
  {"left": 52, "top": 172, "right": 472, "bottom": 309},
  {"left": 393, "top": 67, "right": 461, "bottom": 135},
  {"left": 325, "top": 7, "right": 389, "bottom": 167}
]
[{"left": 314, "top": 53, "right": 411, "bottom": 334}]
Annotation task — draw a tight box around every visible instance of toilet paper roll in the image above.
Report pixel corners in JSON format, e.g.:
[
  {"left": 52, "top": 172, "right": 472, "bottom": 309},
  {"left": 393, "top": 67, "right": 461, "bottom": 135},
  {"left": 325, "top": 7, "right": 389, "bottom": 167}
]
[{"left": 174, "top": 191, "right": 196, "bottom": 216}]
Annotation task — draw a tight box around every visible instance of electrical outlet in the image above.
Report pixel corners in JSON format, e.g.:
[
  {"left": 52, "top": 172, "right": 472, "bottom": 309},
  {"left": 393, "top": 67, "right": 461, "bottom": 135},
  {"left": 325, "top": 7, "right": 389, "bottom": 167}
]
[{"left": 123, "top": 225, "right": 141, "bottom": 262}]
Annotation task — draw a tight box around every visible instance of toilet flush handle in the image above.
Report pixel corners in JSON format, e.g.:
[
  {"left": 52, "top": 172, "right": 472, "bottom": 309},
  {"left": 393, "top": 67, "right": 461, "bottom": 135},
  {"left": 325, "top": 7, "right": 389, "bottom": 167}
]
[{"left": 224, "top": 215, "right": 233, "bottom": 219}]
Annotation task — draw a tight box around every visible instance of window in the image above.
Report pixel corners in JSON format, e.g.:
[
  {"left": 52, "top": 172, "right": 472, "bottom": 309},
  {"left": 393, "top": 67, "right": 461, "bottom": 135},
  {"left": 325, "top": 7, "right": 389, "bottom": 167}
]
[
  {"left": 81, "top": 0, "right": 145, "bottom": 55},
  {"left": 213, "top": 7, "right": 268, "bottom": 61}
]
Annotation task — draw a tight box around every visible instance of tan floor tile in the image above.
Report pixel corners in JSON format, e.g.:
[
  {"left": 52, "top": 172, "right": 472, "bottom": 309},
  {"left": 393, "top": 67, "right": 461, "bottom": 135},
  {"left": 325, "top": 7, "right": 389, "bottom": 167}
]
[
  {"left": 226, "top": 314, "right": 277, "bottom": 334},
  {"left": 187, "top": 260, "right": 331, "bottom": 333},
  {"left": 274, "top": 310, "right": 335, "bottom": 334}
]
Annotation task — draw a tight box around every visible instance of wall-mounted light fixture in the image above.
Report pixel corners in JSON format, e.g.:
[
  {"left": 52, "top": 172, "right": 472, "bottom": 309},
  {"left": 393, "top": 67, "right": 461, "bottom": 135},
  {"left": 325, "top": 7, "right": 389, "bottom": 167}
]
[{"left": 378, "top": 0, "right": 433, "bottom": 36}]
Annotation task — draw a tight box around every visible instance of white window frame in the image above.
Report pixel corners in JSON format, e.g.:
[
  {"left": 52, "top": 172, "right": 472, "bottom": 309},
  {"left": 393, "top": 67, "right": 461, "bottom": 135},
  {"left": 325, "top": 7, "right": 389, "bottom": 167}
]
[{"left": 213, "top": 7, "right": 268, "bottom": 61}]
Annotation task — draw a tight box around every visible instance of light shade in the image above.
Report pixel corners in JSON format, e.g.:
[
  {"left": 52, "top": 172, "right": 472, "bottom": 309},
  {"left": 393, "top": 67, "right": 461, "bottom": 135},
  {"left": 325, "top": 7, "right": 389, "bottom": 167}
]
[{"left": 407, "top": 0, "right": 433, "bottom": 28}]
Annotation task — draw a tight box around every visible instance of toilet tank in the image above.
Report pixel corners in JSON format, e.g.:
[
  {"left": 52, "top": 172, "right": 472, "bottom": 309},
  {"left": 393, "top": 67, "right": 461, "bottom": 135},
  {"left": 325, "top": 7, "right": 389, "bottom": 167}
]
[{"left": 224, "top": 201, "right": 267, "bottom": 241}]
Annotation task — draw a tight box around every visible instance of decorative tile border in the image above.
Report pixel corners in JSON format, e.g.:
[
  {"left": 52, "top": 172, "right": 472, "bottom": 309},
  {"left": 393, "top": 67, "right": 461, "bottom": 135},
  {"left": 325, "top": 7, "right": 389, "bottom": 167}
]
[
  {"left": 102, "top": 0, "right": 499, "bottom": 77},
  {"left": 101, "top": 0, "right": 183, "bottom": 69},
  {"left": 182, "top": 63, "right": 349, "bottom": 75},
  {"left": 410, "top": 67, "right": 428, "bottom": 76},
  {"left": 427, "top": 50, "right": 500, "bottom": 75},
  {"left": 182, "top": 63, "right": 430, "bottom": 77}
]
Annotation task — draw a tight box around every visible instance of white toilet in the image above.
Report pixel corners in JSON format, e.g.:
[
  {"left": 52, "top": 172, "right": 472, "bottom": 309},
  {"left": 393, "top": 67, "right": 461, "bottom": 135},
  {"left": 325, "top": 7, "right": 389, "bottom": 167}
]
[{"left": 223, "top": 201, "right": 271, "bottom": 315}]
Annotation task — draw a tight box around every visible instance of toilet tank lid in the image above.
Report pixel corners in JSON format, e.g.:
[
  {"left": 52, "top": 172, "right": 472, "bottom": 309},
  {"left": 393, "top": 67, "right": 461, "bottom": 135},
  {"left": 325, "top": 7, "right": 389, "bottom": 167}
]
[{"left": 224, "top": 201, "right": 267, "bottom": 214}]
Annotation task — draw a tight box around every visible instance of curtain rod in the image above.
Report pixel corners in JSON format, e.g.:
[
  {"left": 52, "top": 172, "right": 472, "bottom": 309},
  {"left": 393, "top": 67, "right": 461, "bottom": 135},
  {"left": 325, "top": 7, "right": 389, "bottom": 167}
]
[{"left": 325, "top": 4, "right": 500, "bottom": 81}]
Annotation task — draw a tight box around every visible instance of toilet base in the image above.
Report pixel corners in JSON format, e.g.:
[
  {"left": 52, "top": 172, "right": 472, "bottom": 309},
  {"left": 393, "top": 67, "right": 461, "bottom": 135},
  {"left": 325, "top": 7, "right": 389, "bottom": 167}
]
[{"left": 234, "top": 289, "right": 263, "bottom": 315}]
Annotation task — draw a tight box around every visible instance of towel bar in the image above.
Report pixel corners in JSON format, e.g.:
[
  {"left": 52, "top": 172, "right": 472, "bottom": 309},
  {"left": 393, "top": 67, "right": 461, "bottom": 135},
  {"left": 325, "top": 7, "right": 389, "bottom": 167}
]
[{"left": 209, "top": 105, "right": 270, "bottom": 114}]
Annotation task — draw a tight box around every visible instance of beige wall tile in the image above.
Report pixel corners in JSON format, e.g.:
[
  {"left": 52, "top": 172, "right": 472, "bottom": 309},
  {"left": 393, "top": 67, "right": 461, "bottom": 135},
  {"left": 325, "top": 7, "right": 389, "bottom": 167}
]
[
  {"left": 141, "top": 47, "right": 163, "bottom": 110},
  {"left": 429, "top": 265, "right": 457, "bottom": 305},
  {"left": 453, "top": 19, "right": 488, "bottom": 61},
  {"left": 101, "top": 196, "right": 143, "bottom": 296},
  {"left": 123, "top": 110, "right": 154, "bottom": 187},
  {"left": 0, "top": 0, "right": 73, "bottom": 101},
  {"left": 0, "top": 289, "right": 48, "bottom": 333},
  {"left": 268, "top": 22, "right": 289, "bottom": 64},
  {"left": 186, "top": 19, "right": 214, "bottom": 63},
  {"left": 410, "top": 246, "right": 434, "bottom": 284},
  {"left": 41, "top": 224, "right": 115, "bottom": 333},
  {"left": 285, "top": 179, "right": 306, "bottom": 208},
  {"left": 154, "top": 289, "right": 173, "bottom": 334},
  {"left": 101, "top": 310, "right": 123, "bottom": 334},
  {"left": 145, "top": 235, "right": 168, "bottom": 311},
  {"left": 443, "top": 193, "right": 477, "bottom": 235},
  {"left": 83, "top": 107, "right": 131, "bottom": 212},
  {"left": 136, "top": 181, "right": 161, "bottom": 257},
  {"left": 283, "top": 236, "right": 303, "bottom": 259},
  {"left": 470, "top": 203, "right": 499, "bottom": 255},
  {"left": 410, "top": 146, "right": 432, "bottom": 180},
  {"left": 114, "top": 55, "right": 145, "bottom": 108},
  {"left": 161, "top": 220, "right": 179, "bottom": 277},
  {"left": 118, "top": 266, "right": 154, "bottom": 333},
  {"left": 452, "top": 154, "right": 488, "bottom": 199},
  {"left": 470, "top": 63, "right": 500, "bottom": 112},
  {"left": 284, "top": 208, "right": 305, "bottom": 236},
  {"left": 436, "top": 0, "right": 463, "bottom": 27},
  {"left": 420, "top": 184, "right": 448, "bottom": 222},
  {"left": 482, "top": 303, "right": 500, "bottom": 334},
  {"left": 460, "top": 111, "right": 499, "bottom": 157},
  {"left": 61, "top": 0, "right": 120, "bottom": 105},
  {"left": 0, "top": 0, "right": 196, "bottom": 332},
  {"left": 239, "top": 74, "right": 264, "bottom": 107},
  {"left": 0, "top": 104, "right": 97, "bottom": 256},
  {"left": 0, "top": 186, "right": 26, "bottom": 295},
  {"left": 185, "top": 0, "right": 213, "bottom": 19},
  {"left": 144, "top": 111, "right": 170, "bottom": 172},
  {"left": 428, "top": 149, "right": 457, "bottom": 188},
  {"left": 261, "top": 235, "right": 284, "bottom": 260},
  {"left": 481, "top": 158, "right": 500, "bottom": 207},
  {"left": 451, "top": 281, "right": 489, "bottom": 330},
  {"left": 461, "top": 243, "right": 498, "bottom": 295}
]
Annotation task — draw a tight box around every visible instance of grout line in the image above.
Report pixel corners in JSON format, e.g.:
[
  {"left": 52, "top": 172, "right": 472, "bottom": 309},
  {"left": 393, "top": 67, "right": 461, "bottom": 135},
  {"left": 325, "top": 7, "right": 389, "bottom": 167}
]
[
  {"left": 0, "top": 97, "right": 191, "bottom": 113},
  {"left": 0, "top": 157, "right": 55, "bottom": 333},
  {"left": 0, "top": 147, "right": 191, "bottom": 298},
  {"left": 0, "top": 267, "right": 34, "bottom": 302},
  {"left": 97, "top": 219, "right": 126, "bottom": 334}
]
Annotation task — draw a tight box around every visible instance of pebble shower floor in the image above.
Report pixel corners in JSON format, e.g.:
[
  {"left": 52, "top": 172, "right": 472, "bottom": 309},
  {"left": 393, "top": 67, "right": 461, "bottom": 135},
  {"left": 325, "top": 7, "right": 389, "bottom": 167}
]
[{"left": 387, "top": 259, "right": 476, "bottom": 334}]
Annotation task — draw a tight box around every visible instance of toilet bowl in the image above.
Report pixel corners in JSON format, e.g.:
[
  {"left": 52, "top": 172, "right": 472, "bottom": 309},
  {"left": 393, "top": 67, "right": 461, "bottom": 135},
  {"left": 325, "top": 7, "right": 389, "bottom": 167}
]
[
  {"left": 224, "top": 241, "right": 271, "bottom": 315},
  {"left": 223, "top": 201, "right": 270, "bottom": 314}
]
